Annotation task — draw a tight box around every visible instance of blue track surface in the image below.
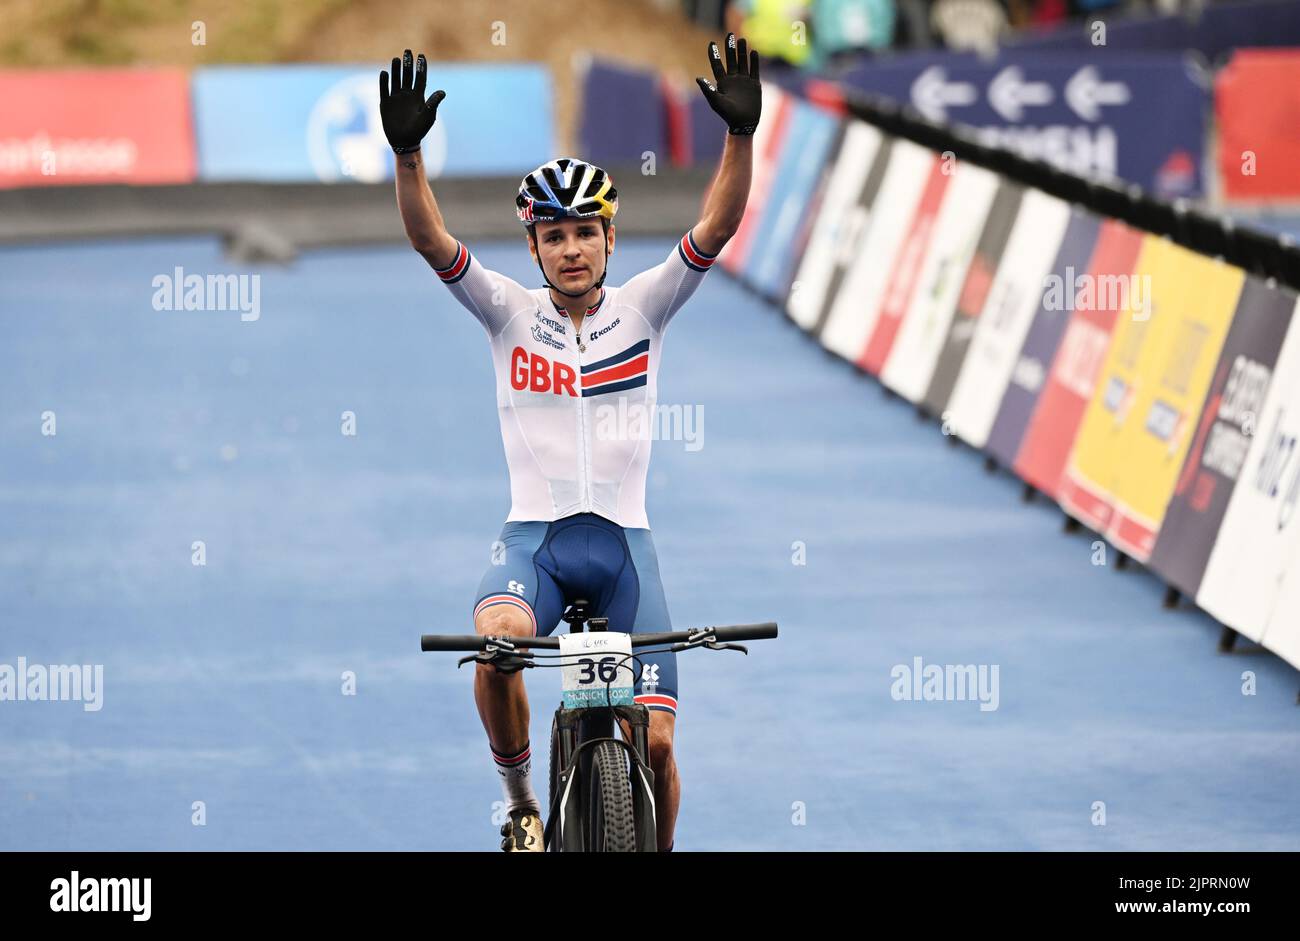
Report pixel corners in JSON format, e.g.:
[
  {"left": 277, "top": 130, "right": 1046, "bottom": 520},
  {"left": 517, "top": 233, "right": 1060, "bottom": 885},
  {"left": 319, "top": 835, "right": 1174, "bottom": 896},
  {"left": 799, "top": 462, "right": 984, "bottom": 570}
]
[{"left": 2, "top": 236, "right": 1297, "bottom": 851}]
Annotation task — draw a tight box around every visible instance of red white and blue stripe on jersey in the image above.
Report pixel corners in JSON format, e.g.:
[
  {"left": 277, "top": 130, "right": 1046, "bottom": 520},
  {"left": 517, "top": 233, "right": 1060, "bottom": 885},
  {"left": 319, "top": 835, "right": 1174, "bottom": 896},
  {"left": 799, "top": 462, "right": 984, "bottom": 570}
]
[
  {"left": 677, "top": 230, "right": 718, "bottom": 272},
  {"left": 635, "top": 693, "right": 678, "bottom": 715},
  {"left": 474, "top": 592, "right": 537, "bottom": 635},
  {"left": 434, "top": 241, "right": 472, "bottom": 284},
  {"left": 581, "top": 338, "right": 650, "bottom": 397}
]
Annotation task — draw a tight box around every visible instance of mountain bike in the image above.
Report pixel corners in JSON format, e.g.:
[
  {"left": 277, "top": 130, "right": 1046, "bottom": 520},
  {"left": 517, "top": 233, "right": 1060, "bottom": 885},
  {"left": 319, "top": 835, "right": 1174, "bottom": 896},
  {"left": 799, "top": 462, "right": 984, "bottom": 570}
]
[{"left": 420, "top": 600, "right": 777, "bottom": 852}]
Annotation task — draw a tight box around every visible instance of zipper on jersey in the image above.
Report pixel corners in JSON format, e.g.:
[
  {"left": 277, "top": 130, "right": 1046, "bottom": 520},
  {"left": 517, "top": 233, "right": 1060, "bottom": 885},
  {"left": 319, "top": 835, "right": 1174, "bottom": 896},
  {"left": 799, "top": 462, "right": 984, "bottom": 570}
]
[
  {"left": 560, "top": 292, "right": 602, "bottom": 518},
  {"left": 574, "top": 331, "right": 591, "bottom": 515}
]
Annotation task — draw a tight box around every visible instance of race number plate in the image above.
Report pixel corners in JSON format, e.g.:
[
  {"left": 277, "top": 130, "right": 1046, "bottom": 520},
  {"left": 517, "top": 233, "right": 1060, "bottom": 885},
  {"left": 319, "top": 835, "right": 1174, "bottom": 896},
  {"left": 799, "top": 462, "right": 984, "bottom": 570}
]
[{"left": 559, "top": 631, "right": 635, "bottom": 709}]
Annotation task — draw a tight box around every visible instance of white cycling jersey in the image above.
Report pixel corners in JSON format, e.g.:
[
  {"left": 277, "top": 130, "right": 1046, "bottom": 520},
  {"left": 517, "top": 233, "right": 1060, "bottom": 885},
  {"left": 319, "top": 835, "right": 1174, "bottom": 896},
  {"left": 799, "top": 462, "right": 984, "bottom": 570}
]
[{"left": 436, "top": 230, "right": 717, "bottom": 529}]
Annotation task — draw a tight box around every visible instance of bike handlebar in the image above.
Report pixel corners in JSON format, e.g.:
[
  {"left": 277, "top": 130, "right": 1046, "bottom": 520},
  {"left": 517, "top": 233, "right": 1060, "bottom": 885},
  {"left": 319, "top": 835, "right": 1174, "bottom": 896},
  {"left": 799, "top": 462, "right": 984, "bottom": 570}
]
[{"left": 420, "top": 621, "right": 778, "bottom": 652}]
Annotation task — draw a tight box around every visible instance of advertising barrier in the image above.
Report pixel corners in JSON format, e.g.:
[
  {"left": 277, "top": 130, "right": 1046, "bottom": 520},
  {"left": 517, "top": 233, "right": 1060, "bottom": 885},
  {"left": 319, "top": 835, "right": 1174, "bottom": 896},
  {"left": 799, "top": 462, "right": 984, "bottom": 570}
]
[
  {"left": 880, "top": 162, "right": 1000, "bottom": 403},
  {"left": 720, "top": 83, "right": 792, "bottom": 276},
  {"left": 743, "top": 103, "right": 840, "bottom": 301},
  {"left": 786, "top": 122, "right": 889, "bottom": 335},
  {"left": 193, "top": 64, "right": 553, "bottom": 182},
  {"left": 1012, "top": 220, "right": 1143, "bottom": 499},
  {"left": 984, "top": 210, "right": 1103, "bottom": 468},
  {"left": 0, "top": 69, "right": 195, "bottom": 188},
  {"left": 1057, "top": 238, "right": 1243, "bottom": 557},
  {"left": 946, "top": 188, "right": 1073, "bottom": 448},
  {"left": 1197, "top": 304, "right": 1300, "bottom": 642},
  {"left": 1148, "top": 279, "right": 1297, "bottom": 596},
  {"left": 579, "top": 59, "right": 669, "bottom": 167},
  {"left": 819, "top": 137, "right": 933, "bottom": 363},
  {"left": 1215, "top": 49, "right": 1300, "bottom": 201},
  {"left": 920, "top": 181, "right": 1025, "bottom": 418},
  {"left": 1263, "top": 540, "right": 1300, "bottom": 669},
  {"left": 858, "top": 151, "right": 954, "bottom": 375},
  {"left": 1100, "top": 251, "right": 1243, "bottom": 561},
  {"left": 710, "top": 69, "right": 1300, "bottom": 673}
]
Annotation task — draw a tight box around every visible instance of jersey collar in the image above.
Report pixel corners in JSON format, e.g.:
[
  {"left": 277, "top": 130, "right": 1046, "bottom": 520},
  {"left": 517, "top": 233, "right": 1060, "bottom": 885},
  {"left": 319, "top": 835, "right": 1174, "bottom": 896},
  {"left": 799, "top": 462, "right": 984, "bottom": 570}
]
[{"left": 552, "top": 288, "right": 605, "bottom": 322}]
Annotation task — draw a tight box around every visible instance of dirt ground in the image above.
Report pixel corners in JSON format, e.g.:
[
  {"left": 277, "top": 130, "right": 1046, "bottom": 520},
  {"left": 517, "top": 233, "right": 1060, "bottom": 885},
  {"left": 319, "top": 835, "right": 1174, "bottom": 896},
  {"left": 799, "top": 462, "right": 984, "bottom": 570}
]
[{"left": 0, "top": 0, "right": 728, "bottom": 153}]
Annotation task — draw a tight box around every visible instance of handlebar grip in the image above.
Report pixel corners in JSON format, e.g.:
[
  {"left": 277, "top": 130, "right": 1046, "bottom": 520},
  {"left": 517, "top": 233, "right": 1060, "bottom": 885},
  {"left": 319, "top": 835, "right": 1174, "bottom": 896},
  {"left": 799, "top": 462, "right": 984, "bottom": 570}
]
[
  {"left": 420, "top": 635, "right": 488, "bottom": 652},
  {"left": 708, "top": 622, "right": 779, "bottom": 642}
]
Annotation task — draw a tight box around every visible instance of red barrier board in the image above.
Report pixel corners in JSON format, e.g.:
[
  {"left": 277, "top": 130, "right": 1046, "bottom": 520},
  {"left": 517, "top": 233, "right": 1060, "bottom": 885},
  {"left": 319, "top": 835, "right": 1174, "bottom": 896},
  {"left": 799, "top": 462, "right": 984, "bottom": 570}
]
[
  {"left": 1012, "top": 220, "right": 1144, "bottom": 499},
  {"left": 0, "top": 70, "right": 195, "bottom": 188},
  {"left": 858, "top": 153, "right": 949, "bottom": 375},
  {"left": 1216, "top": 49, "right": 1300, "bottom": 200}
]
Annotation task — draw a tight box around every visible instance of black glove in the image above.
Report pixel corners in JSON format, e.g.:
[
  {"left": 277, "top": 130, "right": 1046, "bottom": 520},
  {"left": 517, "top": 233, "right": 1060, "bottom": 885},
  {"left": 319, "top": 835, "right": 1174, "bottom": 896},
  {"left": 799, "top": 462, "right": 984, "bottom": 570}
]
[
  {"left": 379, "top": 49, "right": 446, "bottom": 154},
  {"left": 696, "top": 33, "right": 761, "bottom": 136}
]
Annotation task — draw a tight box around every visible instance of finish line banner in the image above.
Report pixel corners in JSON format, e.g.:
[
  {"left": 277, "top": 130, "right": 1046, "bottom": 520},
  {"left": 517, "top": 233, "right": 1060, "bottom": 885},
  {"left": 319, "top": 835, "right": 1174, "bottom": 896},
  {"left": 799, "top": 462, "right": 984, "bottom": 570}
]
[{"left": 838, "top": 54, "right": 1205, "bottom": 197}]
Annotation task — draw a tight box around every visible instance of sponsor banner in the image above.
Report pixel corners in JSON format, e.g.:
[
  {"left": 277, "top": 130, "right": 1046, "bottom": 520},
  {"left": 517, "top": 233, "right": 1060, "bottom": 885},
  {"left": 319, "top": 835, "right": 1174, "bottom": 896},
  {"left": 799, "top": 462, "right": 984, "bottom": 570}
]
[
  {"left": 689, "top": 93, "right": 726, "bottom": 165},
  {"left": 780, "top": 121, "right": 846, "bottom": 313},
  {"left": 920, "top": 180, "right": 1025, "bottom": 417},
  {"left": 743, "top": 103, "right": 840, "bottom": 301},
  {"left": 1197, "top": 300, "right": 1300, "bottom": 641},
  {"left": 881, "top": 161, "right": 1001, "bottom": 402},
  {"left": 1216, "top": 50, "right": 1300, "bottom": 200},
  {"left": 1148, "top": 280, "right": 1297, "bottom": 596},
  {"left": 839, "top": 54, "right": 1205, "bottom": 197},
  {"left": 192, "top": 64, "right": 553, "bottom": 182},
  {"left": 857, "top": 153, "right": 954, "bottom": 375},
  {"left": 1056, "top": 237, "right": 1241, "bottom": 542},
  {"left": 985, "top": 209, "right": 1103, "bottom": 467},
  {"left": 819, "top": 138, "right": 934, "bottom": 363},
  {"left": 785, "top": 121, "right": 870, "bottom": 328},
  {"left": 946, "top": 188, "right": 1073, "bottom": 448},
  {"left": 720, "top": 83, "right": 792, "bottom": 275},
  {"left": 786, "top": 123, "right": 890, "bottom": 334},
  {"left": 1012, "top": 220, "right": 1144, "bottom": 499},
  {"left": 0, "top": 69, "right": 195, "bottom": 188},
  {"left": 1056, "top": 235, "right": 1183, "bottom": 531},
  {"left": 1263, "top": 537, "right": 1300, "bottom": 669},
  {"left": 1102, "top": 251, "right": 1243, "bottom": 560},
  {"left": 578, "top": 60, "right": 667, "bottom": 166}
]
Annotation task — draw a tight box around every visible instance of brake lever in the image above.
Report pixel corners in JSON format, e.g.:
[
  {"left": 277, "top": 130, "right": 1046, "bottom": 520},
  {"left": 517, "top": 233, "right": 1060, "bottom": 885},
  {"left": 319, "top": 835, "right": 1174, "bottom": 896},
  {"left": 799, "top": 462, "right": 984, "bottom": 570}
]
[
  {"left": 705, "top": 641, "right": 749, "bottom": 655},
  {"left": 457, "top": 636, "right": 533, "bottom": 673},
  {"left": 669, "top": 630, "right": 749, "bottom": 655},
  {"left": 457, "top": 650, "right": 535, "bottom": 672}
]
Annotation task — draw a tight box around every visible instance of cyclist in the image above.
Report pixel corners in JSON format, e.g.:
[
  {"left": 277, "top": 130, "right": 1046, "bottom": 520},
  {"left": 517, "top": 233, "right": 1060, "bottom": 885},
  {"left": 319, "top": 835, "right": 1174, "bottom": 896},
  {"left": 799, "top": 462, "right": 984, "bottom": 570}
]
[{"left": 381, "top": 35, "right": 760, "bottom": 852}]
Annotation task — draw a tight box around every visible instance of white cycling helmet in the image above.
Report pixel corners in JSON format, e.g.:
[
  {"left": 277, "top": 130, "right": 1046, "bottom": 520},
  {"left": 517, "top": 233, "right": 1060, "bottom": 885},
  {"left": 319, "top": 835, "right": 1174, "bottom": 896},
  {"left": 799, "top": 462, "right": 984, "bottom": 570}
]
[{"left": 516, "top": 157, "right": 618, "bottom": 226}]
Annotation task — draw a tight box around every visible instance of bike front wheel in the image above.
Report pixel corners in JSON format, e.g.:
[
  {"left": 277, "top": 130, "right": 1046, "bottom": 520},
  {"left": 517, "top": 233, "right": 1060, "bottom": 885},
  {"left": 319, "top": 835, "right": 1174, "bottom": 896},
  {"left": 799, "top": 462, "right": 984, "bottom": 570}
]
[{"left": 586, "top": 740, "right": 635, "bottom": 852}]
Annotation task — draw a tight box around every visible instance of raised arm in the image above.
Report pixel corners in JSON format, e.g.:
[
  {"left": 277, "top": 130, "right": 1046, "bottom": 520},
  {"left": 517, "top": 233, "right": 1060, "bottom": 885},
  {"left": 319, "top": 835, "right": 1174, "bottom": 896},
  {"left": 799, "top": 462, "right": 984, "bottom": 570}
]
[
  {"left": 691, "top": 33, "right": 762, "bottom": 256},
  {"left": 380, "top": 50, "right": 459, "bottom": 270}
]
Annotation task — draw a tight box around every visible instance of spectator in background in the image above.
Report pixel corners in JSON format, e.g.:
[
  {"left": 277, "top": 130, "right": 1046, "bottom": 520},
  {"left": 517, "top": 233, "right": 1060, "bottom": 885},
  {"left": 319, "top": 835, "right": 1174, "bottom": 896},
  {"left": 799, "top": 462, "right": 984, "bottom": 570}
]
[
  {"left": 725, "top": 0, "right": 814, "bottom": 69},
  {"left": 811, "top": 0, "right": 897, "bottom": 65},
  {"left": 928, "top": 0, "right": 1009, "bottom": 53},
  {"left": 724, "top": 0, "right": 896, "bottom": 71}
]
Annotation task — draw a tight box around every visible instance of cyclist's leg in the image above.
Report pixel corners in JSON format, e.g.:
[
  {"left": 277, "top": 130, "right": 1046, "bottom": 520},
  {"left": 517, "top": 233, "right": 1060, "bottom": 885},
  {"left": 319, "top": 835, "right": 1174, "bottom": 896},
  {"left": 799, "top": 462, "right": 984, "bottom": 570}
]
[
  {"left": 611, "top": 526, "right": 681, "bottom": 852},
  {"left": 471, "top": 521, "right": 563, "bottom": 818}
]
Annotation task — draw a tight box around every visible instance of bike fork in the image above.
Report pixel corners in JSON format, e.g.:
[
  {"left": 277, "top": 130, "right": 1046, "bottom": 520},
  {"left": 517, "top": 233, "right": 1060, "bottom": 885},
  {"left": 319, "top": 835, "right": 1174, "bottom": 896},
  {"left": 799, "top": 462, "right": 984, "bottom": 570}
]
[
  {"left": 552, "top": 705, "right": 657, "bottom": 852},
  {"left": 615, "top": 704, "right": 658, "bottom": 853}
]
